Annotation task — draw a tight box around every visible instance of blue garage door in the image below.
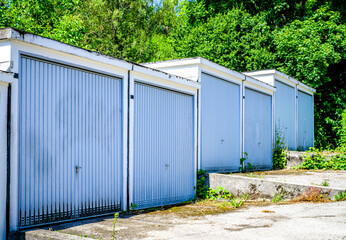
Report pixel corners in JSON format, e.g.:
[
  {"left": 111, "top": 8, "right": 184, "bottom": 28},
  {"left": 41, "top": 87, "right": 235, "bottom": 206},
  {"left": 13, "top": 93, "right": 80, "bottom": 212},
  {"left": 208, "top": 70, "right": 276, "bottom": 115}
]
[
  {"left": 244, "top": 88, "right": 272, "bottom": 170},
  {"left": 201, "top": 73, "right": 241, "bottom": 172},
  {"left": 298, "top": 91, "right": 314, "bottom": 150},
  {"left": 275, "top": 81, "right": 296, "bottom": 150},
  {"left": 19, "top": 56, "right": 123, "bottom": 227},
  {"left": 133, "top": 83, "right": 195, "bottom": 209}
]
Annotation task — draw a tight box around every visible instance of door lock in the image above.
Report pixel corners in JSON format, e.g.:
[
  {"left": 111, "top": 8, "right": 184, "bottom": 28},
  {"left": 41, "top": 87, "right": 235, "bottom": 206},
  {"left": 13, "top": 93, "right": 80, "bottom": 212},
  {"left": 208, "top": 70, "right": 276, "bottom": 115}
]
[{"left": 75, "top": 165, "right": 82, "bottom": 174}]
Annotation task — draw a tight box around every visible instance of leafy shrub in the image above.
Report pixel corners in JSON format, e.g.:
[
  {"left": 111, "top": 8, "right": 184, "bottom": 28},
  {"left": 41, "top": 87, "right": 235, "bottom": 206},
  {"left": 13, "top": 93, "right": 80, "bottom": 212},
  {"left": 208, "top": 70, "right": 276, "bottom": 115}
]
[
  {"left": 337, "top": 108, "right": 346, "bottom": 148},
  {"left": 195, "top": 169, "right": 209, "bottom": 199},
  {"left": 334, "top": 191, "right": 346, "bottom": 201},
  {"left": 207, "top": 186, "right": 233, "bottom": 200},
  {"left": 296, "top": 148, "right": 346, "bottom": 170},
  {"left": 273, "top": 128, "right": 287, "bottom": 169}
]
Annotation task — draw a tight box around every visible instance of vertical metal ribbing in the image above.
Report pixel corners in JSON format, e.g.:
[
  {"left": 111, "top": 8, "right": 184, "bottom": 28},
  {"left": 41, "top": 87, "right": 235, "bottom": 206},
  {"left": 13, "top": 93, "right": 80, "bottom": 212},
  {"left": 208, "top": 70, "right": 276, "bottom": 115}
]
[
  {"left": 200, "top": 73, "right": 241, "bottom": 172},
  {"left": 133, "top": 83, "right": 195, "bottom": 209},
  {"left": 297, "top": 91, "right": 314, "bottom": 150},
  {"left": 19, "top": 56, "right": 123, "bottom": 227},
  {"left": 275, "top": 81, "right": 296, "bottom": 150},
  {"left": 244, "top": 88, "right": 273, "bottom": 170}
]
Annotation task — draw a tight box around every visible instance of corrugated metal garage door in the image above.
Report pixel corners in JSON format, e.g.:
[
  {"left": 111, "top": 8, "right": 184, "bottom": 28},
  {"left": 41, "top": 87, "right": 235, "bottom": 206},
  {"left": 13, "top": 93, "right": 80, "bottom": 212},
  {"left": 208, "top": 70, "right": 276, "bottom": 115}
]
[
  {"left": 244, "top": 88, "right": 272, "bottom": 170},
  {"left": 275, "top": 81, "right": 295, "bottom": 150},
  {"left": 201, "top": 73, "right": 241, "bottom": 171},
  {"left": 298, "top": 91, "right": 314, "bottom": 150},
  {"left": 19, "top": 56, "right": 123, "bottom": 227},
  {"left": 133, "top": 83, "right": 195, "bottom": 209}
]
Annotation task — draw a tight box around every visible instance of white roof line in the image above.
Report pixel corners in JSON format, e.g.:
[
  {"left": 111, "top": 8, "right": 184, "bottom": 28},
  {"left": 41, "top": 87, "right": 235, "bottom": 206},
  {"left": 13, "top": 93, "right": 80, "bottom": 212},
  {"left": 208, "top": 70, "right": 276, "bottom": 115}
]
[
  {"left": 243, "top": 69, "right": 316, "bottom": 93},
  {"left": 143, "top": 57, "right": 276, "bottom": 91},
  {"left": 0, "top": 27, "right": 199, "bottom": 88}
]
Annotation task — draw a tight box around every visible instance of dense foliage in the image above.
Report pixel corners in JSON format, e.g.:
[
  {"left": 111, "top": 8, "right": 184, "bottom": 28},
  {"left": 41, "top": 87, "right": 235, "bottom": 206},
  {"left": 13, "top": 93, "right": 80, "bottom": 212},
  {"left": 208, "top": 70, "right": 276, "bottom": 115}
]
[
  {"left": 0, "top": 0, "right": 345, "bottom": 148},
  {"left": 296, "top": 148, "right": 346, "bottom": 170}
]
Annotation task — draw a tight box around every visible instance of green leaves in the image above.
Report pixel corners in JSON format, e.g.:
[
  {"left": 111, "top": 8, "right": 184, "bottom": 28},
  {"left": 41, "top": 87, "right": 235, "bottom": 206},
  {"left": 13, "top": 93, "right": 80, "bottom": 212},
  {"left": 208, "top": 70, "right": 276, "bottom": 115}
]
[{"left": 1, "top": 0, "right": 345, "bottom": 149}]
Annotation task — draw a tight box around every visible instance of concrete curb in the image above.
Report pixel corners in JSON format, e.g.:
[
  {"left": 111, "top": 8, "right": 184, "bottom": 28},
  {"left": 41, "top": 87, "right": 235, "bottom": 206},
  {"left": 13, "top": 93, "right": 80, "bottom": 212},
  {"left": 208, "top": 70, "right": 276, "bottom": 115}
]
[{"left": 209, "top": 173, "right": 346, "bottom": 200}]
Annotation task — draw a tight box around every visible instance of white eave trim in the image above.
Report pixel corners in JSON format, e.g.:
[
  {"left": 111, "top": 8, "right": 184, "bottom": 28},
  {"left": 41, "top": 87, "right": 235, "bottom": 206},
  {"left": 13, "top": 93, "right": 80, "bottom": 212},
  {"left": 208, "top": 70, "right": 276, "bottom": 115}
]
[
  {"left": 243, "top": 69, "right": 316, "bottom": 93},
  {"left": 1, "top": 28, "right": 199, "bottom": 89},
  {"left": 144, "top": 57, "right": 275, "bottom": 91},
  {"left": 132, "top": 65, "right": 200, "bottom": 89},
  {"left": 244, "top": 75, "right": 276, "bottom": 93}
]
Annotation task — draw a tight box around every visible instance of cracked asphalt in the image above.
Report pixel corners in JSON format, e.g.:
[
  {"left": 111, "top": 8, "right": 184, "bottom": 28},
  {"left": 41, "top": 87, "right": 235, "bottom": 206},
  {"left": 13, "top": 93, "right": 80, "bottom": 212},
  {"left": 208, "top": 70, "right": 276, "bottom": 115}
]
[{"left": 26, "top": 201, "right": 346, "bottom": 240}]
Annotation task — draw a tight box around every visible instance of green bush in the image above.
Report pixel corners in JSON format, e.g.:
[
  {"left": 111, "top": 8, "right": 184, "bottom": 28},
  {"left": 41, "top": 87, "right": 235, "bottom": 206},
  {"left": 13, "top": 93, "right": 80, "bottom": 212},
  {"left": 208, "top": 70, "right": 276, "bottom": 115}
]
[
  {"left": 337, "top": 108, "right": 346, "bottom": 148},
  {"left": 296, "top": 148, "right": 346, "bottom": 170},
  {"left": 273, "top": 128, "right": 287, "bottom": 169}
]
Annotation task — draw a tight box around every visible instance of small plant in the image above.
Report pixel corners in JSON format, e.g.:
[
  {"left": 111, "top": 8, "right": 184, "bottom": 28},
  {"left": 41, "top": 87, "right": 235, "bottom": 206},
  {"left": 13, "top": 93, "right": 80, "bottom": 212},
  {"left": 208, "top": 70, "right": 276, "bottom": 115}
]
[
  {"left": 321, "top": 179, "right": 329, "bottom": 187},
  {"left": 239, "top": 152, "right": 250, "bottom": 173},
  {"left": 242, "top": 194, "right": 249, "bottom": 200},
  {"left": 294, "top": 187, "right": 329, "bottom": 202},
  {"left": 230, "top": 199, "right": 244, "bottom": 208},
  {"left": 273, "top": 191, "right": 285, "bottom": 203},
  {"left": 208, "top": 186, "right": 233, "bottom": 200},
  {"left": 246, "top": 162, "right": 253, "bottom": 171},
  {"left": 273, "top": 127, "right": 287, "bottom": 169},
  {"left": 195, "top": 169, "right": 209, "bottom": 199},
  {"left": 111, "top": 213, "right": 119, "bottom": 240},
  {"left": 130, "top": 203, "right": 137, "bottom": 211},
  {"left": 296, "top": 148, "right": 346, "bottom": 170},
  {"left": 334, "top": 191, "right": 346, "bottom": 201}
]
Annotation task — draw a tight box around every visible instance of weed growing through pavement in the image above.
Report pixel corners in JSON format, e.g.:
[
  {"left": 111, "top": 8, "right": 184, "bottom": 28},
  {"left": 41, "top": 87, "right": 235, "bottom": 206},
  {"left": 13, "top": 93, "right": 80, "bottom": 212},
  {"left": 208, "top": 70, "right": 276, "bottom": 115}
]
[
  {"left": 273, "top": 127, "right": 287, "bottom": 169},
  {"left": 240, "top": 152, "right": 253, "bottom": 172},
  {"left": 293, "top": 187, "right": 330, "bottom": 202},
  {"left": 111, "top": 213, "right": 119, "bottom": 240},
  {"left": 334, "top": 191, "right": 346, "bottom": 201},
  {"left": 273, "top": 191, "right": 285, "bottom": 203},
  {"left": 321, "top": 179, "right": 329, "bottom": 187}
]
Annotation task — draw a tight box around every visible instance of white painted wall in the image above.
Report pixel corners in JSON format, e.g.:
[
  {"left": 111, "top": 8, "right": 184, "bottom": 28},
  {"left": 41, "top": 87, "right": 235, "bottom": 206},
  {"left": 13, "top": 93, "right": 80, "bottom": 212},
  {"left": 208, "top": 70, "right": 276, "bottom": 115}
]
[{"left": 0, "top": 80, "right": 9, "bottom": 240}]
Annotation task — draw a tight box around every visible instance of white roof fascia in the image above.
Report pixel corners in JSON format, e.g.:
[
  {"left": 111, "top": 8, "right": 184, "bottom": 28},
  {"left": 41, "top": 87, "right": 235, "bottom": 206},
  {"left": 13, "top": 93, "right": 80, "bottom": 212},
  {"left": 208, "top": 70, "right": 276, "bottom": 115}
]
[
  {"left": 132, "top": 64, "right": 200, "bottom": 89},
  {"left": 144, "top": 57, "right": 246, "bottom": 81},
  {"left": 142, "top": 57, "right": 202, "bottom": 69},
  {"left": 144, "top": 57, "right": 276, "bottom": 91},
  {"left": 0, "top": 28, "right": 133, "bottom": 70},
  {"left": 297, "top": 83, "right": 315, "bottom": 95},
  {"left": 244, "top": 69, "right": 316, "bottom": 93},
  {"left": 244, "top": 75, "right": 276, "bottom": 93},
  {"left": 0, "top": 28, "right": 198, "bottom": 90}
]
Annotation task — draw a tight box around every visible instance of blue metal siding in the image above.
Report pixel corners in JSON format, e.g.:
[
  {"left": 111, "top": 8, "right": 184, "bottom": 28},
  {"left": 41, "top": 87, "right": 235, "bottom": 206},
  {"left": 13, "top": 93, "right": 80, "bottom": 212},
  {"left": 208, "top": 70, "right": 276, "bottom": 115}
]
[
  {"left": 133, "top": 83, "right": 195, "bottom": 209},
  {"left": 201, "top": 73, "right": 241, "bottom": 172},
  {"left": 244, "top": 88, "right": 272, "bottom": 170},
  {"left": 298, "top": 91, "right": 314, "bottom": 150},
  {"left": 19, "top": 56, "right": 123, "bottom": 227},
  {"left": 275, "top": 81, "right": 296, "bottom": 150}
]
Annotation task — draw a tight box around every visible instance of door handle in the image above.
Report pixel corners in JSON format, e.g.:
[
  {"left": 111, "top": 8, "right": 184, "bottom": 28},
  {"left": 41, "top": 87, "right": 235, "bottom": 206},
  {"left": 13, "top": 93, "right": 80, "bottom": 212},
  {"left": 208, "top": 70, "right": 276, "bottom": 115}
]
[{"left": 75, "top": 165, "right": 82, "bottom": 174}]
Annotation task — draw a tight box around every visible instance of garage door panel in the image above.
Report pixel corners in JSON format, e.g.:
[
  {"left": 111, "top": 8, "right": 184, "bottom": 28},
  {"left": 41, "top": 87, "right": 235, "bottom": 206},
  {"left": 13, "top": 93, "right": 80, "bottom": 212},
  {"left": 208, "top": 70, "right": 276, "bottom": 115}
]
[
  {"left": 19, "top": 57, "right": 123, "bottom": 227},
  {"left": 275, "top": 81, "right": 295, "bottom": 150},
  {"left": 244, "top": 88, "right": 272, "bottom": 170},
  {"left": 298, "top": 91, "right": 314, "bottom": 150},
  {"left": 201, "top": 73, "right": 241, "bottom": 171},
  {"left": 133, "top": 83, "right": 195, "bottom": 209}
]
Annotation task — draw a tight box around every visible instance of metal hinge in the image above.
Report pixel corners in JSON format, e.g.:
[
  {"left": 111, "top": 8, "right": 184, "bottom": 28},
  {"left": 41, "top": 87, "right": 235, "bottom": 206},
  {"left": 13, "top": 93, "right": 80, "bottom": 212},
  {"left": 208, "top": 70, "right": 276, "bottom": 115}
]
[
  {"left": 13, "top": 73, "right": 18, "bottom": 79},
  {"left": 130, "top": 95, "right": 134, "bottom": 99}
]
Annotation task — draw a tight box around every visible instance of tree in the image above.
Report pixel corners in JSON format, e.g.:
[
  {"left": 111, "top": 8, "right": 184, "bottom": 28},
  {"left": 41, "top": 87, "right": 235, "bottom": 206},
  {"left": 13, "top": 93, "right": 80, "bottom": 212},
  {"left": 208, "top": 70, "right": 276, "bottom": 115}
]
[
  {"left": 159, "top": 8, "right": 275, "bottom": 71},
  {"left": 273, "top": 7, "right": 346, "bottom": 148}
]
